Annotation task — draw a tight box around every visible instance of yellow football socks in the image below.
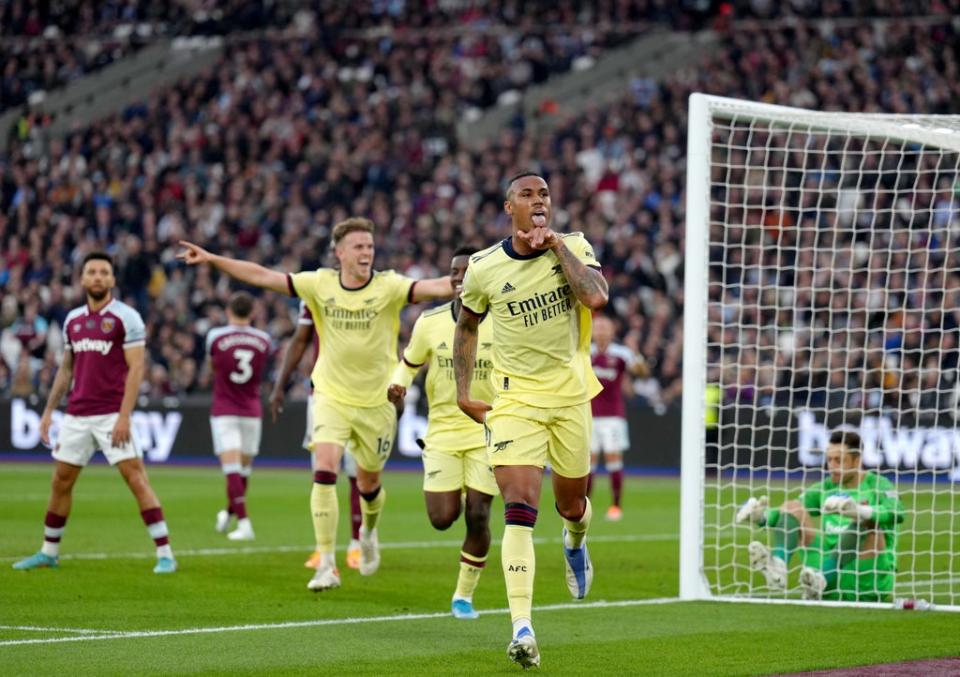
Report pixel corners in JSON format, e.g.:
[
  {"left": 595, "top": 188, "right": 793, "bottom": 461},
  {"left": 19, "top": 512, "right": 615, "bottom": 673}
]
[
  {"left": 310, "top": 479, "right": 338, "bottom": 555},
  {"left": 454, "top": 550, "right": 487, "bottom": 601},
  {"left": 562, "top": 496, "right": 592, "bottom": 549},
  {"left": 360, "top": 485, "right": 386, "bottom": 532}
]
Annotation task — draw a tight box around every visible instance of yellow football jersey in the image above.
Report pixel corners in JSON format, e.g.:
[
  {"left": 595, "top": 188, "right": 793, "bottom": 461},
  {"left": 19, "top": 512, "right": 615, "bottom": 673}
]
[
  {"left": 391, "top": 302, "right": 495, "bottom": 451},
  {"left": 459, "top": 232, "right": 602, "bottom": 408},
  {"left": 288, "top": 268, "right": 413, "bottom": 407}
]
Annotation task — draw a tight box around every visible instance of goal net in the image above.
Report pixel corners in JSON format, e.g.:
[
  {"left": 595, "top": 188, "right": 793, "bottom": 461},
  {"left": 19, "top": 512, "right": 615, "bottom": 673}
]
[{"left": 681, "top": 94, "right": 960, "bottom": 610}]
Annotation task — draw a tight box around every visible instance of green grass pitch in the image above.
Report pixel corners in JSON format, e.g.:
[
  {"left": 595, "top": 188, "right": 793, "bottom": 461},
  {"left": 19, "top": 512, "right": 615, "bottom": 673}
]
[{"left": 1, "top": 462, "right": 957, "bottom": 675}]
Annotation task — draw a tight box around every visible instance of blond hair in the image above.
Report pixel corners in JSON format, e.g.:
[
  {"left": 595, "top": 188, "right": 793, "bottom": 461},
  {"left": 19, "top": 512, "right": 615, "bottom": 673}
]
[{"left": 332, "top": 217, "right": 375, "bottom": 246}]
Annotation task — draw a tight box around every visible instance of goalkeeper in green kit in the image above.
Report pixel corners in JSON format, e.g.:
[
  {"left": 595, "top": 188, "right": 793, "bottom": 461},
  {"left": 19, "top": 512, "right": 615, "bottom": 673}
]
[{"left": 736, "top": 429, "right": 905, "bottom": 602}]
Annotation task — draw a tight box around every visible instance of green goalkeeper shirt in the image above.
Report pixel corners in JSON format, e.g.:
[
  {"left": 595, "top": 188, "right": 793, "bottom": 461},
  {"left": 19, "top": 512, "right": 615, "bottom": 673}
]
[{"left": 799, "top": 471, "right": 906, "bottom": 569}]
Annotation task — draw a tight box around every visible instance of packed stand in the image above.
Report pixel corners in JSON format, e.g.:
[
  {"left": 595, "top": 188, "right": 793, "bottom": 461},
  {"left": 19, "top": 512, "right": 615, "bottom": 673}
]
[
  {"left": 2, "top": 14, "right": 959, "bottom": 416},
  {"left": 0, "top": 0, "right": 291, "bottom": 115}
]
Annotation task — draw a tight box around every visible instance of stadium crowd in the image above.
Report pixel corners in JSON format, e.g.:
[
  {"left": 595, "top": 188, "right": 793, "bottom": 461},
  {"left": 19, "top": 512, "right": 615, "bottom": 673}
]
[{"left": 1, "top": 8, "right": 959, "bottom": 417}]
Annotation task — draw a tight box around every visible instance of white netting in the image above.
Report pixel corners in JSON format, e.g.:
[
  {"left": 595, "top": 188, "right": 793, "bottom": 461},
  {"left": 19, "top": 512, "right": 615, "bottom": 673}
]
[{"left": 694, "top": 96, "right": 960, "bottom": 609}]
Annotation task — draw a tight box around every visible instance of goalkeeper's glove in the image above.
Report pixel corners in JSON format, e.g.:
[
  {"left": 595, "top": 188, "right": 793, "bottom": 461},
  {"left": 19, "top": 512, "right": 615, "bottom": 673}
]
[
  {"left": 735, "top": 495, "right": 769, "bottom": 526},
  {"left": 822, "top": 495, "right": 874, "bottom": 522}
]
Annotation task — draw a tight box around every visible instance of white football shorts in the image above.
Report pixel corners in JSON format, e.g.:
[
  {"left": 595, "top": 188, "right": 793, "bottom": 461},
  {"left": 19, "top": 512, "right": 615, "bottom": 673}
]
[
  {"left": 53, "top": 413, "right": 142, "bottom": 467},
  {"left": 210, "top": 416, "right": 262, "bottom": 456},
  {"left": 591, "top": 416, "right": 630, "bottom": 455}
]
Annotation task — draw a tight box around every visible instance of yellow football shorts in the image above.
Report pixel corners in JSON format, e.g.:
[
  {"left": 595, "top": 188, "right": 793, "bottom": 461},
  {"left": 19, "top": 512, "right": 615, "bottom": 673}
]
[
  {"left": 484, "top": 398, "right": 592, "bottom": 479},
  {"left": 422, "top": 444, "right": 499, "bottom": 495},
  {"left": 310, "top": 393, "right": 396, "bottom": 472}
]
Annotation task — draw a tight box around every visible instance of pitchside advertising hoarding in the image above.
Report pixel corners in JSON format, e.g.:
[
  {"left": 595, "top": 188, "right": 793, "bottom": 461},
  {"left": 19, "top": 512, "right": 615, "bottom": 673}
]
[
  {"left": 2, "top": 395, "right": 682, "bottom": 467},
  {"left": 16, "top": 397, "right": 955, "bottom": 474},
  {"left": 716, "top": 407, "right": 960, "bottom": 479},
  {"left": 8, "top": 397, "right": 960, "bottom": 474}
]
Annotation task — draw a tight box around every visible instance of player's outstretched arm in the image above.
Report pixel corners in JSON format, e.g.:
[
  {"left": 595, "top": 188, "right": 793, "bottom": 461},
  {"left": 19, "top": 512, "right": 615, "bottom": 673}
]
[
  {"left": 177, "top": 241, "right": 290, "bottom": 295},
  {"left": 268, "top": 323, "right": 312, "bottom": 422},
  {"left": 409, "top": 276, "right": 455, "bottom": 303},
  {"left": 453, "top": 307, "right": 491, "bottom": 424},
  {"left": 39, "top": 350, "right": 74, "bottom": 446}
]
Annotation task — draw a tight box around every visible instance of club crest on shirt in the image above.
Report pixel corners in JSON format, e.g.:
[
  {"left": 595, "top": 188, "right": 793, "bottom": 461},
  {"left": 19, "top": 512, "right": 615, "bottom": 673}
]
[{"left": 101, "top": 317, "right": 116, "bottom": 333}]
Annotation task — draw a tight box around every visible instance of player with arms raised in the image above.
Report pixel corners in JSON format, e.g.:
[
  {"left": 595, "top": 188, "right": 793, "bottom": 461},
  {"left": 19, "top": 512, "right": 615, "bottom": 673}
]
[
  {"left": 589, "top": 314, "right": 649, "bottom": 521},
  {"left": 269, "top": 300, "right": 364, "bottom": 570},
  {"left": 454, "top": 173, "right": 608, "bottom": 668},
  {"left": 737, "top": 429, "right": 905, "bottom": 601},
  {"left": 178, "top": 217, "right": 452, "bottom": 590},
  {"left": 207, "top": 291, "right": 272, "bottom": 541},
  {"left": 13, "top": 252, "right": 176, "bottom": 574},
  {"left": 388, "top": 247, "right": 498, "bottom": 620}
]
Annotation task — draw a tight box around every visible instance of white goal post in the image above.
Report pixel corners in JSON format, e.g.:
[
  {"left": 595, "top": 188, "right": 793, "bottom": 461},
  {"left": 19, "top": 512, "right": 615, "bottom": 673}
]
[{"left": 681, "top": 93, "right": 960, "bottom": 610}]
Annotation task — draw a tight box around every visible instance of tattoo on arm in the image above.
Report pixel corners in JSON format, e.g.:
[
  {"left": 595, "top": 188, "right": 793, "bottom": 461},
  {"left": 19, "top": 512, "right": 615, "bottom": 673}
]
[
  {"left": 553, "top": 242, "right": 609, "bottom": 308},
  {"left": 454, "top": 310, "right": 480, "bottom": 401},
  {"left": 43, "top": 352, "right": 74, "bottom": 415}
]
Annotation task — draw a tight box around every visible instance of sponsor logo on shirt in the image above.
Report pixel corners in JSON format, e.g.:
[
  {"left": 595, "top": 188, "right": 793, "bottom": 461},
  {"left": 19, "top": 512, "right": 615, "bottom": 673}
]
[{"left": 72, "top": 338, "right": 113, "bottom": 355}]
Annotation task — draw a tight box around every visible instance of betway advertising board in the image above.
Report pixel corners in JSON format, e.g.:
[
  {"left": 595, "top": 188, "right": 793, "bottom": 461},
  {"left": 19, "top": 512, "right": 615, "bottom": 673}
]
[
  {"left": 2, "top": 396, "right": 683, "bottom": 467},
  {"left": 719, "top": 407, "right": 960, "bottom": 479}
]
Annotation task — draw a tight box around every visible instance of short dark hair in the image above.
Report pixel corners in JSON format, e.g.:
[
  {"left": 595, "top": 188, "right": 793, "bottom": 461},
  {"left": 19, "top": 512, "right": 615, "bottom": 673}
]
[
  {"left": 829, "top": 429, "right": 861, "bottom": 454},
  {"left": 228, "top": 291, "right": 255, "bottom": 318},
  {"left": 505, "top": 171, "right": 544, "bottom": 199},
  {"left": 81, "top": 251, "right": 113, "bottom": 272},
  {"left": 452, "top": 246, "right": 477, "bottom": 259}
]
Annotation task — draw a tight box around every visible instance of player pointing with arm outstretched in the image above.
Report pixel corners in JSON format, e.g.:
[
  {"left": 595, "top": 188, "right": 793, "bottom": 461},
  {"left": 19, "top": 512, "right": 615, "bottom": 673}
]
[
  {"left": 454, "top": 173, "right": 608, "bottom": 668},
  {"left": 180, "top": 217, "right": 453, "bottom": 591}
]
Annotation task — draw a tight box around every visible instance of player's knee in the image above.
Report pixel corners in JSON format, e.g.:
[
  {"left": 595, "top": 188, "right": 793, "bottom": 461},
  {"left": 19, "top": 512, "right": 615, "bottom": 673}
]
[
  {"left": 781, "top": 499, "right": 804, "bottom": 516},
  {"left": 555, "top": 497, "right": 587, "bottom": 522},
  {"left": 51, "top": 469, "right": 77, "bottom": 492},
  {"left": 356, "top": 476, "right": 380, "bottom": 495},
  {"left": 464, "top": 501, "right": 491, "bottom": 531},
  {"left": 427, "top": 508, "right": 458, "bottom": 531}
]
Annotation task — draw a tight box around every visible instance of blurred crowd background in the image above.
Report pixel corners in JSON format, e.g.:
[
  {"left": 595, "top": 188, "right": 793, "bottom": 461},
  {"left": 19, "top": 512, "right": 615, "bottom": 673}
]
[{"left": 2, "top": 0, "right": 959, "bottom": 417}]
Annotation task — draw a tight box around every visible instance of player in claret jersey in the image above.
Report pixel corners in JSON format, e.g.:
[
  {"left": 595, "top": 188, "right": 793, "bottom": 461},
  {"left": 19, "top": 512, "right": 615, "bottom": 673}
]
[
  {"left": 589, "top": 314, "right": 650, "bottom": 521},
  {"left": 737, "top": 429, "right": 905, "bottom": 602},
  {"left": 12, "top": 252, "right": 176, "bottom": 575},
  {"left": 206, "top": 291, "right": 272, "bottom": 541},
  {"left": 178, "top": 217, "right": 453, "bottom": 591}
]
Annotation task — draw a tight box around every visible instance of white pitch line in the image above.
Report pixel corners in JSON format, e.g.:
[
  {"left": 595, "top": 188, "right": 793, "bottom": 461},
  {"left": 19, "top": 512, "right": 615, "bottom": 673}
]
[
  {"left": 0, "top": 597, "right": 681, "bottom": 648},
  {"left": 0, "top": 625, "right": 125, "bottom": 635},
  {"left": 0, "top": 532, "right": 692, "bottom": 563}
]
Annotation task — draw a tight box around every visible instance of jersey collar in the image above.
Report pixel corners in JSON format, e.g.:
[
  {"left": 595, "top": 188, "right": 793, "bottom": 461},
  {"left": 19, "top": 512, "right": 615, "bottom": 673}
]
[
  {"left": 339, "top": 271, "right": 374, "bottom": 292},
  {"left": 502, "top": 237, "right": 548, "bottom": 261},
  {"left": 85, "top": 297, "right": 115, "bottom": 316}
]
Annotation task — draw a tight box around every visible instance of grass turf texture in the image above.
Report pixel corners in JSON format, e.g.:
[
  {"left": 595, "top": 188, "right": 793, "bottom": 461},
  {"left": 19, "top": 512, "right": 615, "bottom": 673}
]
[{"left": 1, "top": 462, "right": 957, "bottom": 676}]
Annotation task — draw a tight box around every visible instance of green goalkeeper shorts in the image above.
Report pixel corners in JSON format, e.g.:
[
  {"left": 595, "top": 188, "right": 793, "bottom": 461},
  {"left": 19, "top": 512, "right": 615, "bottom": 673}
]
[{"left": 800, "top": 537, "right": 895, "bottom": 603}]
